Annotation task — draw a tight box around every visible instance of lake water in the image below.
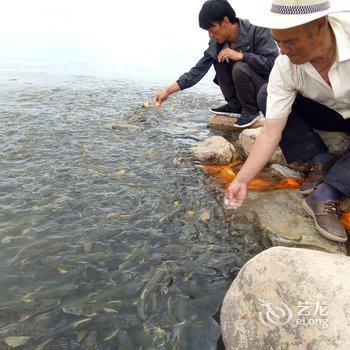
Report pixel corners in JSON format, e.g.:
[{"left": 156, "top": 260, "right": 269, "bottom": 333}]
[{"left": 0, "top": 62, "right": 266, "bottom": 349}]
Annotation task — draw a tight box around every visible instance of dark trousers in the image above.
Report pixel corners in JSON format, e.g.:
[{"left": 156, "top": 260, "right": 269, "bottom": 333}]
[
  {"left": 257, "top": 83, "right": 350, "bottom": 197},
  {"left": 213, "top": 60, "right": 267, "bottom": 115}
]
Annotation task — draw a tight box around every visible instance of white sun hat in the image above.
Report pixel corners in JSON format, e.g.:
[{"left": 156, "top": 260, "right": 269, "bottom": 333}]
[{"left": 249, "top": 0, "right": 336, "bottom": 29}]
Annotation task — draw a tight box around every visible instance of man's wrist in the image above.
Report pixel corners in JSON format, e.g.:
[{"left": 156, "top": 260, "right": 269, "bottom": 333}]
[{"left": 233, "top": 175, "right": 249, "bottom": 187}]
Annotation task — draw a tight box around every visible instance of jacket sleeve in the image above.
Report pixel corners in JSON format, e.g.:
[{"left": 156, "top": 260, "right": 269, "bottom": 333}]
[
  {"left": 242, "top": 26, "right": 279, "bottom": 76},
  {"left": 176, "top": 51, "right": 214, "bottom": 90}
]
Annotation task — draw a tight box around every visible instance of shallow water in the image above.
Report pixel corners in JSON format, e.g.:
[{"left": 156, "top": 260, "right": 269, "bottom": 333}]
[{"left": 0, "top": 73, "right": 265, "bottom": 349}]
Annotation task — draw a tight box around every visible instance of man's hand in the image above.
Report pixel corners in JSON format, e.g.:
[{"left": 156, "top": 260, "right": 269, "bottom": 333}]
[
  {"left": 225, "top": 180, "right": 248, "bottom": 209},
  {"left": 223, "top": 117, "right": 288, "bottom": 210},
  {"left": 154, "top": 82, "right": 181, "bottom": 107},
  {"left": 154, "top": 90, "right": 169, "bottom": 107},
  {"left": 218, "top": 48, "right": 244, "bottom": 63}
]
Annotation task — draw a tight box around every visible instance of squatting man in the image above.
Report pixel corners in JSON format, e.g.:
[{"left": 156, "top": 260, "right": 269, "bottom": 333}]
[
  {"left": 154, "top": 0, "right": 278, "bottom": 128},
  {"left": 226, "top": 0, "right": 350, "bottom": 243}
]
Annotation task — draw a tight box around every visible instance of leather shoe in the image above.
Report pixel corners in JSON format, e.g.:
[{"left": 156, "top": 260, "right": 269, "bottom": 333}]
[
  {"left": 300, "top": 161, "right": 335, "bottom": 195},
  {"left": 302, "top": 195, "right": 347, "bottom": 243}
]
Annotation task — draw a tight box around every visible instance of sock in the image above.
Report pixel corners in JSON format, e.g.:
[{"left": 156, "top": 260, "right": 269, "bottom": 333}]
[
  {"left": 310, "top": 183, "right": 343, "bottom": 201},
  {"left": 310, "top": 151, "right": 334, "bottom": 165}
]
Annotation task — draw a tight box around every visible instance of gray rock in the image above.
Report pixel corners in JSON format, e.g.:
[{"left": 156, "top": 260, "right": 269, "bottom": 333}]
[
  {"left": 239, "top": 127, "right": 287, "bottom": 165},
  {"left": 246, "top": 190, "right": 346, "bottom": 255},
  {"left": 318, "top": 130, "right": 350, "bottom": 158},
  {"left": 269, "top": 164, "right": 304, "bottom": 180},
  {"left": 191, "top": 136, "right": 236, "bottom": 164},
  {"left": 221, "top": 246, "right": 350, "bottom": 350}
]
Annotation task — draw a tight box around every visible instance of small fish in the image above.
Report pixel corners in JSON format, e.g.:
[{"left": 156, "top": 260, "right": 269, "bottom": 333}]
[
  {"left": 104, "top": 329, "right": 119, "bottom": 341},
  {"left": 35, "top": 339, "right": 52, "bottom": 350},
  {"left": 76, "top": 331, "right": 87, "bottom": 343},
  {"left": 115, "top": 170, "right": 126, "bottom": 178},
  {"left": 106, "top": 212, "right": 120, "bottom": 220},
  {"left": 103, "top": 308, "right": 118, "bottom": 314},
  {"left": 22, "top": 286, "right": 44, "bottom": 303},
  {"left": 73, "top": 318, "right": 92, "bottom": 328},
  {"left": 107, "top": 300, "right": 123, "bottom": 306},
  {"left": 58, "top": 267, "right": 68, "bottom": 274}
]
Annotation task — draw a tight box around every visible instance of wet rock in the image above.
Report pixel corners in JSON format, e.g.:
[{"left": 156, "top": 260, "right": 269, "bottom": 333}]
[
  {"left": 191, "top": 136, "right": 236, "bottom": 165},
  {"left": 246, "top": 190, "right": 346, "bottom": 255},
  {"left": 4, "top": 336, "right": 30, "bottom": 348},
  {"left": 207, "top": 115, "right": 237, "bottom": 131},
  {"left": 221, "top": 247, "right": 350, "bottom": 350},
  {"left": 208, "top": 114, "right": 263, "bottom": 131},
  {"left": 62, "top": 304, "right": 86, "bottom": 316},
  {"left": 269, "top": 164, "right": 304, "bottom": 180},
  {"left": 199, "top": 208, "right": 211, "bottom": 223},
  {"left": 83, "top": 243, "right": 93, "bottom": 253}
]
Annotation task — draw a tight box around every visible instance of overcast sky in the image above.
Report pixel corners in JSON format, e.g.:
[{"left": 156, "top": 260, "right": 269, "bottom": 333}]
[{"left": 0, "top": 0, "right": 348, "bottom": 81}]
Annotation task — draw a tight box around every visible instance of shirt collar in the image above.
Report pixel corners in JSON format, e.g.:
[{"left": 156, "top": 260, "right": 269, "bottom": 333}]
[
  {"left": 236, "top": 19, "right": 250, "bottom": 50},
  {"left": 223, "top": 19, "right": 248, "bottom": 50},
  {"left": 328, "top": 14, "right": 350, "bottom": 62}
]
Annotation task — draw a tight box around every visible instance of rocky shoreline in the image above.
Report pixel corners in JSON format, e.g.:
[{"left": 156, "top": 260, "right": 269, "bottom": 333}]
[{"left": 193, "top": 114, "right": 350, "bottom": 349}]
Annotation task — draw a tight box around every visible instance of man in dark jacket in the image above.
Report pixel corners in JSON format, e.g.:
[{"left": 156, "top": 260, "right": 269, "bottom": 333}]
[{"left": 154, "top": 0, "right": 279, "bottom": 128}]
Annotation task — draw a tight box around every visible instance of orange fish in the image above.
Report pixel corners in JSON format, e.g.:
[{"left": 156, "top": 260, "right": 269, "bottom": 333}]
[
  {"left": 203, "top": 164, "right": 350, "bottom": 230},
  {"left": 341, "top": 212, "right": 350, "bottom": 231},
  {"left": 203, "top": 164, "right": 303, "bottom": 190}
]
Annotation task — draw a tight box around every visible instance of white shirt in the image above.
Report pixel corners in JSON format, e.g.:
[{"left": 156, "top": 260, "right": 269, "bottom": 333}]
[{"left": 266, "top": 12, "right": 350, "bottom": 120}]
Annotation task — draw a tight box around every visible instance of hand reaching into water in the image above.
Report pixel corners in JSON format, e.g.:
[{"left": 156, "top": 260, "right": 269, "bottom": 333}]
[
  {"left": 224, "top": 180, "right": 247, "bottom": 210},
  {"left": 154, "top": 82, "right": 181, "bottom": 107},
  {"left": 154, "top": 90, "right": 169, "bottom": 107}
]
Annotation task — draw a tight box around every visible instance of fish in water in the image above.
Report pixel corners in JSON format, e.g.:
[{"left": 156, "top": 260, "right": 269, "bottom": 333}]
[{"left": 203, "top": 163, "right": 350, "bottom": 228}]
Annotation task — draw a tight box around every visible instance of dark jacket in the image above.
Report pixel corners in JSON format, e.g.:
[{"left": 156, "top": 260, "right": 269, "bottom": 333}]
[{"left": 176, "top": 19, "right": 279, "bottom": 90}]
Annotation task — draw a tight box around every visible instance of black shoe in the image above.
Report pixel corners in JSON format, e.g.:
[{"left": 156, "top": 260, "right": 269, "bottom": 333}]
[
  {"left": 233, "top": 112, "right": 261, "bottom": 128},
  {"left": 210, "top": 103, "right": 242, "bottom": 117}
]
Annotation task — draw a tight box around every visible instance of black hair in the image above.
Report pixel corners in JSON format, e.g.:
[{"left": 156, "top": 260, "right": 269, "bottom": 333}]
[{"left": 198, "top": 0, "right": 238, "bottom": 30}]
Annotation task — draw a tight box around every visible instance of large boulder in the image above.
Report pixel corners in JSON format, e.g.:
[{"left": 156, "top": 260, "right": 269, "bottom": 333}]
[
  {"left": 221, "top": 246, "right": 350, "bottom": 350},
  {"left": 191, "top": 136, "right": 236, "bottom": 164}
]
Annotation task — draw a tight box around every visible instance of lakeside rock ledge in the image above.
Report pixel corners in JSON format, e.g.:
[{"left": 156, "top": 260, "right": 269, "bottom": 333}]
[
  {"left": 192, "top": 131, "right": 349, "bottom": 254},
  {"left": 203, "top": 116, "right": 350, "bottom": 349}
]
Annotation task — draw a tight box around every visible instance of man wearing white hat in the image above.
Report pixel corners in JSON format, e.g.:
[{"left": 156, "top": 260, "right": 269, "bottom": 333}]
[{"left": 225, "top": 0, "right": 350, "bottom": 243}]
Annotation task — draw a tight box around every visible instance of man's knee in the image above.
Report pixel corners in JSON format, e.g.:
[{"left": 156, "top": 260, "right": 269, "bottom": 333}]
[
  {"left": 232, "top": 61, "right": 251, "bottom": 80},
  {"left": 257, "top": 83, "right": 268, "bottom": 115}
]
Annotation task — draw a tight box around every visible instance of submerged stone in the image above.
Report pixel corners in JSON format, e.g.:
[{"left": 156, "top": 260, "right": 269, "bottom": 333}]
[{"left": 4, "top": 337, "right": 30, "bottom": 348}]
